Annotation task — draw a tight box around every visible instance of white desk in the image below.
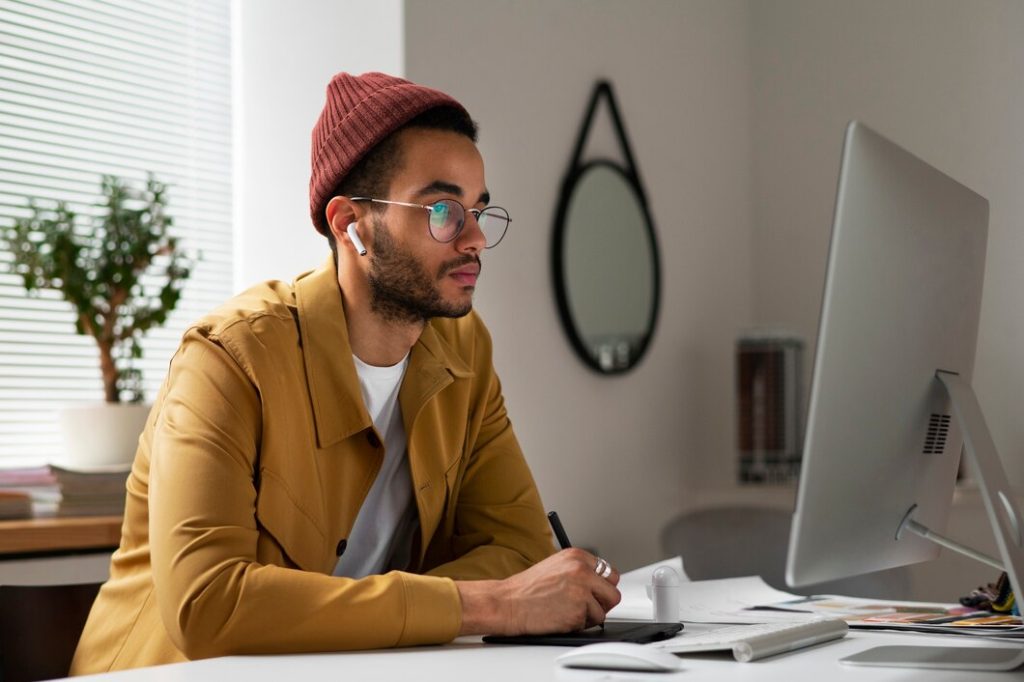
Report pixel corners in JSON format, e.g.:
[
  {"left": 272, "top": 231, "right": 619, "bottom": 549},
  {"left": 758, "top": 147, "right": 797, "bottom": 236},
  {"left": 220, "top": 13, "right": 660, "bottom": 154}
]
[{"left": 63, "top": 628, "right": 1023, "bottom": 681}]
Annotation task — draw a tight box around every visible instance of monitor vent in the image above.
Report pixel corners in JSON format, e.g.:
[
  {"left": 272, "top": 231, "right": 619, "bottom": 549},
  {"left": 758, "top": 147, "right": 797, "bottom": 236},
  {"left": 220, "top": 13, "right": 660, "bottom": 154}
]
[{"left": 922, "top": 413, "right": 951, "bottom": 455}]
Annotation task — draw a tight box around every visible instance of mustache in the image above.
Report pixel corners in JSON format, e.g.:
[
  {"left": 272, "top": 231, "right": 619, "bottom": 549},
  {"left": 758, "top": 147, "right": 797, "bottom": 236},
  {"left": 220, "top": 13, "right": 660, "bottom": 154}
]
[{"left": 438, "top": 254, "right": 481, "bottom": 278}]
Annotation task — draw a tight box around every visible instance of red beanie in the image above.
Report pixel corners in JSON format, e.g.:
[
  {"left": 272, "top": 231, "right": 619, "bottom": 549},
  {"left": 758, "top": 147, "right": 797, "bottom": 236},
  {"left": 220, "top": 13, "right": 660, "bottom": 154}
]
[{"left": 309, "top": 72, "right": 469, "bottom": 235}]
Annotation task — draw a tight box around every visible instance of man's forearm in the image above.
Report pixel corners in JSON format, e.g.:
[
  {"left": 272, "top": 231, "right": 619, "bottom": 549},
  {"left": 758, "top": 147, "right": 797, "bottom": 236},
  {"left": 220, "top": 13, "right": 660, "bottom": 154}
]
[{"left": 455, "top": 580, "right": 507, "bottom": 635}]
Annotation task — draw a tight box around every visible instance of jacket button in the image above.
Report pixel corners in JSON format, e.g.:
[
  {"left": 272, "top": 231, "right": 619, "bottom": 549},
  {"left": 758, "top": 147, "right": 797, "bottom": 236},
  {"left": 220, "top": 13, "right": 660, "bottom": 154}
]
[
  {"left": 366, "top": 431, "right": 381, "bottom": 448},
  {"left": 336, "top": 539, "right": 347, "bottom": 556}
]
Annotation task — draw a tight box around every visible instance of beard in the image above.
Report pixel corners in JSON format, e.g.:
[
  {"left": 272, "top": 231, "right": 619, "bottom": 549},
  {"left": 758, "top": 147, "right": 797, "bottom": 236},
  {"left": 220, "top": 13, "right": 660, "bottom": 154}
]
[{"left": 367, "top": 215, "right": 481, "bottom": 324}]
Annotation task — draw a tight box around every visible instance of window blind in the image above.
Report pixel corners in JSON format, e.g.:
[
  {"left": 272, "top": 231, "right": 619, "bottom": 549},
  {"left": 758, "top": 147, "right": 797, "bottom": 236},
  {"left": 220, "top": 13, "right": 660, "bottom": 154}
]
[{"left": 0, "top": 0, "right": 233, "bottom": 465}]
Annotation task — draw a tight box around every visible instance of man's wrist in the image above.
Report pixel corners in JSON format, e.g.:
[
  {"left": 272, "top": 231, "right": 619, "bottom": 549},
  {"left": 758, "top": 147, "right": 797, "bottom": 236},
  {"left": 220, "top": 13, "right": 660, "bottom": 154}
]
[{"left": 455, "top": 579, "right": 505, "bottom": 636}]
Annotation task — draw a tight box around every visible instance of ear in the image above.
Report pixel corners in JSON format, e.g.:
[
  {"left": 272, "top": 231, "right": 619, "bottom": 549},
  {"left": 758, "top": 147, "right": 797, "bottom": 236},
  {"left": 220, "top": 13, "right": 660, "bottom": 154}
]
[{"left": 326, "top": 197, "right": 362, "bottom": 252}]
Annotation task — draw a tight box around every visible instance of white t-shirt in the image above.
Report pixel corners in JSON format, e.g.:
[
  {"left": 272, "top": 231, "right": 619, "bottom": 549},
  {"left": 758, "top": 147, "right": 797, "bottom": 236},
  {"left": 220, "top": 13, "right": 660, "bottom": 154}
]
[{"left": 333, "top": 353, "right": 418, "bottom": 578}]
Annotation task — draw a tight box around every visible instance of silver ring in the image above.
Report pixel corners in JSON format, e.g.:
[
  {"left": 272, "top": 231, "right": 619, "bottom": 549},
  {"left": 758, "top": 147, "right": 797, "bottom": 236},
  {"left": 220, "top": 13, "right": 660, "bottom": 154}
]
[{"left": 594, "top": 557, "right": 612, "bottom": 579}]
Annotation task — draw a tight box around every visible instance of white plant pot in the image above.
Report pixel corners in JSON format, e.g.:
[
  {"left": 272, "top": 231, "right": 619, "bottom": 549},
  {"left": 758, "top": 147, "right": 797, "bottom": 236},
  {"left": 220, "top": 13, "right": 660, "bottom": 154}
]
[{"left": 59, "top": 403, "right": 151, "bottom": 469}]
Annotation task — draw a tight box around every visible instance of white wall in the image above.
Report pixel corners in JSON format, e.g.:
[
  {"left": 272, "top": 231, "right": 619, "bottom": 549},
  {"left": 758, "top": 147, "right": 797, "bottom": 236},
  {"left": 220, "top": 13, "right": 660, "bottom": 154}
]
[
  {"left": 750, "top": 0, "right": 1024, "bottom": 484},
  {"left": 749, "top": 0, "right": 1024, "bottom": 599},
  {"left": 234, "top": 0, "right": 1024, "bottom": 590},
  {"left": 406, "top": 0, "right": 755, "bottom": 569},
  {"left": 233, "top": 0, "right": 752, "bottom": 571},
  {"left": 233, "top": 0, "right": 404, "bottom": 289}
]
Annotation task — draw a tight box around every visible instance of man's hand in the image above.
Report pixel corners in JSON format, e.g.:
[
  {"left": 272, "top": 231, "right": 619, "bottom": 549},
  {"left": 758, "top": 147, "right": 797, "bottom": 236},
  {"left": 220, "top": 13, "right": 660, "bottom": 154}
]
[{"left": 456, "top": 549, "right": 621, "bottom": 636}]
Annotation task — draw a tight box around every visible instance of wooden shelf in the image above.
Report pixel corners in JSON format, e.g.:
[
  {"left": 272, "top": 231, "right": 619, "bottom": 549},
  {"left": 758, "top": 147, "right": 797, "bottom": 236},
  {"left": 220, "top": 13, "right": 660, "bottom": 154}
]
[{"left": 0, "top": 515, "right": 122, "bottom": 555}]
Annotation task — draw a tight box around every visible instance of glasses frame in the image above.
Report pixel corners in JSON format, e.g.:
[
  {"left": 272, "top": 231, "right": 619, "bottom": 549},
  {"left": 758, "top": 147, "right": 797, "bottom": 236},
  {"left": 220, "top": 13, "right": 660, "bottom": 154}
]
[{"left": 348, "top": 197, "right": 510, "bottom": 248}]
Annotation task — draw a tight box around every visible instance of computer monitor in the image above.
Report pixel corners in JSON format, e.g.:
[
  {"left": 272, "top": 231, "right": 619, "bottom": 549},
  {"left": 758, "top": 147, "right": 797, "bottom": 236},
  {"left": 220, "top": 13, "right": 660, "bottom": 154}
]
[{"left": 785, "top": 122, "right": 1024, "bottom": 670}]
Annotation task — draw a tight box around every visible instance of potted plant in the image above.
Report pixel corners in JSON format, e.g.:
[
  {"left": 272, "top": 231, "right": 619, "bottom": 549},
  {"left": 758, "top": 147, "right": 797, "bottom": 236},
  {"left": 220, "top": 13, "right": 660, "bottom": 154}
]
[{"left": 1, "top": 174, "right": 193, "bottom": 467}]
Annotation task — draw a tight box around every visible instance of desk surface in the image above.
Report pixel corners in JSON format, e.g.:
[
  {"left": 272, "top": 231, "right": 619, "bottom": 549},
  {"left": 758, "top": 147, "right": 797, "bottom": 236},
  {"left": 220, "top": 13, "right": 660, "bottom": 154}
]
[{"left": 62, "top": 628, "right": 1023, "bottom": 681}]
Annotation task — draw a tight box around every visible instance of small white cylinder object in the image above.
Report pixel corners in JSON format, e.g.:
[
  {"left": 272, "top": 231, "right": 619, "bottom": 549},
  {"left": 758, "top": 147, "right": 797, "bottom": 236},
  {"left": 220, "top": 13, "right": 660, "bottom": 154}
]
[{"left": 651, "top": 566, "right": 681, "bottom": 622}]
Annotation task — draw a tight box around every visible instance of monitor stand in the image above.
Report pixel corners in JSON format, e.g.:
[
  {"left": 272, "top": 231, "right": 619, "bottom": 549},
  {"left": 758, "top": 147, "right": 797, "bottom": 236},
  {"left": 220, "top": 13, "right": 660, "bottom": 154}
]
[
  {"left": 842, "top": 644, "right": 1024, "bottom": 671},
  {"left": 842, "top": 371, "right": 1024, "bottom": 671}
]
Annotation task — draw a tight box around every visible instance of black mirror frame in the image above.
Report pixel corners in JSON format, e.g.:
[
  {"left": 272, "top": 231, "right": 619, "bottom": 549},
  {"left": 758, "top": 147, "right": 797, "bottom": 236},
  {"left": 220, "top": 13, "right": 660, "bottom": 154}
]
[{"left": 551, "top": 81, "right": 662, "bottom": 375}]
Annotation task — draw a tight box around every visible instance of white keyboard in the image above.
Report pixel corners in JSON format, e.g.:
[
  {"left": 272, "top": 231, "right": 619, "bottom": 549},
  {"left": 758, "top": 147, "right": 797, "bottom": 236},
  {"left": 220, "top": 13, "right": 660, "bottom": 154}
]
[{"left": 652, "top": 619, "right": 849, "bottom": 662}]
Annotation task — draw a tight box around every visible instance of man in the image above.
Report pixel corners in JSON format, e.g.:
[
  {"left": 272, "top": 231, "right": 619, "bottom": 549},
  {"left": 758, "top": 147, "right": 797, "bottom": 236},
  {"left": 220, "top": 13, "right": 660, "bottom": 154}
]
[{"left": 71, "top": 72, "right": 620, "bottom": 674}]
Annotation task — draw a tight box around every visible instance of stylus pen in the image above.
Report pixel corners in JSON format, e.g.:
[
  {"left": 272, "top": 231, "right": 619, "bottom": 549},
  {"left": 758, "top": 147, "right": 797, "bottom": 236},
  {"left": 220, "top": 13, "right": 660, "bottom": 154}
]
[
  {"left": 547, "top": 511, "right": 572, "bottom": 549},
  {"left": 548, "top": 511, "right": 607, "bottom": 630}
]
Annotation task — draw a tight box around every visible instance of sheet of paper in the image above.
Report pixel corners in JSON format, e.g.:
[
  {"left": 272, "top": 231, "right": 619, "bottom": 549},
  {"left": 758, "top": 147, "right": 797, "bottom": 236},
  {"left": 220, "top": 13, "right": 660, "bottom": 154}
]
[
  {"left": 675, "top": 576, "right": 821, "bottom": 623},
  {"left": 606, "top": 558, "right": 818, "bottom": 623}
]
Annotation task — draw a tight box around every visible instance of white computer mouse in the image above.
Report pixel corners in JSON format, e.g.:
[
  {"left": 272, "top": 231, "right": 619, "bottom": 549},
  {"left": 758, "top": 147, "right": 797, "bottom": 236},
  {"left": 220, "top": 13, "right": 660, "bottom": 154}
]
[{"left": 555, "top": 642, "right": 683, "bottom": 672}]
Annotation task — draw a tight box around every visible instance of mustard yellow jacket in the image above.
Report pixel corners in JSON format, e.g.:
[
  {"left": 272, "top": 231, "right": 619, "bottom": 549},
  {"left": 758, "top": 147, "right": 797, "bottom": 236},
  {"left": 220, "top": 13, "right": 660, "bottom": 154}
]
[{"left": 70, "top": 257, "right": 554, "bottom": 674}]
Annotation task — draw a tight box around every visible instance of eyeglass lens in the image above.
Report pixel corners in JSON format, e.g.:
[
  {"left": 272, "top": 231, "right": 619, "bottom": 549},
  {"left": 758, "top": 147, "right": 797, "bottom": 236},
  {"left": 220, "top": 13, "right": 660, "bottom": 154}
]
[{"left": 428, "top": 200, "right": 510, "bottom": 248}]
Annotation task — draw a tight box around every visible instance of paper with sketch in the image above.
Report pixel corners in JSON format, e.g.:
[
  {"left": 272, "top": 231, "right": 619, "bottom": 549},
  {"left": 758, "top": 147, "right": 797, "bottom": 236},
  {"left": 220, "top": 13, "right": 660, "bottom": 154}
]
[
  {"left": 754, "top": 594, "right": 1024, "bottom": 635},
  {"left": 753, "top": 594, "right": 940, "bottom": 619},
  {"left": 607, "top": 557, "right": 819, "bottom": 623}
]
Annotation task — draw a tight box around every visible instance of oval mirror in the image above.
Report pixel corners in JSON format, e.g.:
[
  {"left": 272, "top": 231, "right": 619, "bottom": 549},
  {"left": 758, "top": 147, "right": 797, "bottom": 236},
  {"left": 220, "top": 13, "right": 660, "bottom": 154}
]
[
  {"left": 552, "top": 82, "right": 660, "bottom": 374},
  {"left": 554, "top": 162, "right": 659, "bottom": 373}
]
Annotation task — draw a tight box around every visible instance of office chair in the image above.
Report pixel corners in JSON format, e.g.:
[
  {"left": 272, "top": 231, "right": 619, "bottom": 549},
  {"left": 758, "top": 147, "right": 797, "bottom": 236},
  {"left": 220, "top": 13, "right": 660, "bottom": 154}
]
[
  {"left": 0, "top": 582, "right": 101, "bottom": 682},
  {"left": 661, "top": 505, "right": 910, "bottom": 598}
]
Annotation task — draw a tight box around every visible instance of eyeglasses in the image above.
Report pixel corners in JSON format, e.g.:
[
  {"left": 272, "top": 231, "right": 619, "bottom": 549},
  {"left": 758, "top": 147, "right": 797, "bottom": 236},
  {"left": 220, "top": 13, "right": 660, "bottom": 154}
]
[{"left": 349, "top": 197, "right": 511, "bottom": 248}]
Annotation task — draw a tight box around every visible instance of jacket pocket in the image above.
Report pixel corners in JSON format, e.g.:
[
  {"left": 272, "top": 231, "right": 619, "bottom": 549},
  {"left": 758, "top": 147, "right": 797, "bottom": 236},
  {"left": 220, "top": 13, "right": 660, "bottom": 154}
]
[{"left": 255, "top": 470, "right": 329, "bottom": 573}]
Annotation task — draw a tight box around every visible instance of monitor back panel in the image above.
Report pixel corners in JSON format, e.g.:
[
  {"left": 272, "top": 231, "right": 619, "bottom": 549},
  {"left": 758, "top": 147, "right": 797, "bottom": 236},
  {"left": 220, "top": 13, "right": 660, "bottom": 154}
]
[{"left": 786, "top": 121, "right": 988, "bottom": 588}]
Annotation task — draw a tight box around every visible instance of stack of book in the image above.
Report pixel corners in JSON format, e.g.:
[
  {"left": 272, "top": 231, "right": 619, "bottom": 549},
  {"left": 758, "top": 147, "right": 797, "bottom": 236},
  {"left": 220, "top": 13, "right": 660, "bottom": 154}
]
[
  {"left": 0, "top": 466, "right": 59, "bottom": 519},
  {"left": 0, "top": 490, "right": 33, "bottom": 519},
  {"left": 51, "top": 465, "right": 131, "bottom": 517},
  {"left": 0, "top": 464, "right": 130, "bottom": 519}
]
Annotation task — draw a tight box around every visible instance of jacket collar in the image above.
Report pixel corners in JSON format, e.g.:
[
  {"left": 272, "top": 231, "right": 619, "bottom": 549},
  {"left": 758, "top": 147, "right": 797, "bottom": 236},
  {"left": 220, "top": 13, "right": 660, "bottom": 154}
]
[{"left": 294, "top": 256, "right": 474, "bottom": 449}]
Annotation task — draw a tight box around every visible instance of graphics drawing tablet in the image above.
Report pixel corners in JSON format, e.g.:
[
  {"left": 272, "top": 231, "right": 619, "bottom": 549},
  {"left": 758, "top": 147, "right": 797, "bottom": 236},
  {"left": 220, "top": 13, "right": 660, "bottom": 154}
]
[{"left": 482, "top": 621, "right": 683, "bottom": 646}]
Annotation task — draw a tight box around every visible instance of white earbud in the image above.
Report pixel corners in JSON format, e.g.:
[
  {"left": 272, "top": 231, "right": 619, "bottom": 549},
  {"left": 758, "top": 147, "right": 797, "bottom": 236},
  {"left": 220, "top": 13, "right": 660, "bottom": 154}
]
[{"left": 346, "top": 222, "right": 367, "bottom": 256}]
